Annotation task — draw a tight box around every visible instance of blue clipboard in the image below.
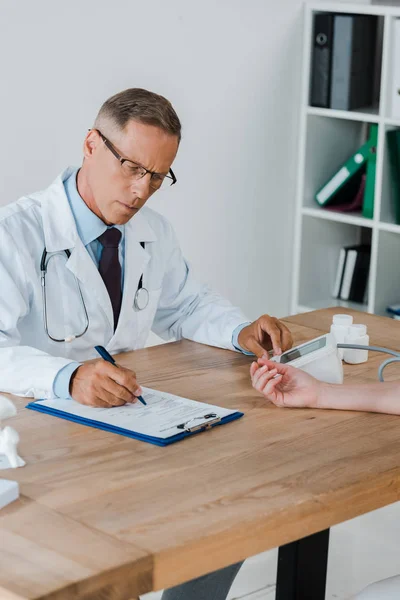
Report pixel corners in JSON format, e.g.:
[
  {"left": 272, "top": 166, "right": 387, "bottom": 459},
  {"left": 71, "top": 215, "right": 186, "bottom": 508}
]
[{"left": 26, "top": 401, "right": 244, "bottom": 447}]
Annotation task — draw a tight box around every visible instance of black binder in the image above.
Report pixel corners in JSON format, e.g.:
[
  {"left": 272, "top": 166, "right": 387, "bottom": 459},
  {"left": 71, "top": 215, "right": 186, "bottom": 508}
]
[
  {"left": 338, "top": 244, "right": 371, "bottom": 302},
  {"left": 348, "top": 246, "right": 371, "bottom": 303},
  {"left": 330, "top": 14, "right": 378, "bottom": 111},
  {"left": 310, "top": 13, "right": 334, "bottom": 108}
]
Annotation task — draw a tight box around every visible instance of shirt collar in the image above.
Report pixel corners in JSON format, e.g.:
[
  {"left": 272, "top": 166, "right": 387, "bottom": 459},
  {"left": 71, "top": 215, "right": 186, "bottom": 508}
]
[{"left": 64, "top": 168, "right": 124, "bottom": 245}]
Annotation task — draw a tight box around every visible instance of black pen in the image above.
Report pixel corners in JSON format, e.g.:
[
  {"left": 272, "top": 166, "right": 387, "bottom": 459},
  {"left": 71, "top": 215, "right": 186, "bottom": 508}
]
[{"left": 94, "top": 345, "right": 147, "bottom": 406}]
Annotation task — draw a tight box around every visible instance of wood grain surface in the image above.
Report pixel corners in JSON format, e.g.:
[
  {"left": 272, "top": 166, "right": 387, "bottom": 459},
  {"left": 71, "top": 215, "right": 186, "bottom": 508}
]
[{"left": 1, "top": 309, "right": 399, "bottom": 599}]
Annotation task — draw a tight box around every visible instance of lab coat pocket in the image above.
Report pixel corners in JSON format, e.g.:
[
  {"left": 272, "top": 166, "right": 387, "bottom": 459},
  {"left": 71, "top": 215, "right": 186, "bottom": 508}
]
[
  {"left": 135, "top": 287, "right": 162, "bottom": 348},
  {"left": 144, "top": 264, "right": 164, "bottom": 292},
  {"left": 143, "top": 247, "right": 166, "bottom": 292}
]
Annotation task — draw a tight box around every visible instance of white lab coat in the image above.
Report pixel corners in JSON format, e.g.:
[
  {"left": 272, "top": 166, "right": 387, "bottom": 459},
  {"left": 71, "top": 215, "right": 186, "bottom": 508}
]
[
  {"left": 0, "top": 167, "right": 248, "bottom": 399},
  {"left": 354, "top": 576, "right": 400, "bottom": 599}
]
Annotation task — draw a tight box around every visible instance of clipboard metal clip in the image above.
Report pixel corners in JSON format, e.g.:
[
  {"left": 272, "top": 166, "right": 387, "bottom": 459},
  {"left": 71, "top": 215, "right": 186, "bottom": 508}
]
[{"left": 176, "top": 412, "right": 221, "bottom": 433}]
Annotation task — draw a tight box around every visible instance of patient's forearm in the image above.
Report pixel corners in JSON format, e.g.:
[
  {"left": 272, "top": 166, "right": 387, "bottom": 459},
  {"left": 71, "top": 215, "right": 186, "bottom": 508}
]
[{"left": 318, "top": 381, "right": 400, "bottom": 414}]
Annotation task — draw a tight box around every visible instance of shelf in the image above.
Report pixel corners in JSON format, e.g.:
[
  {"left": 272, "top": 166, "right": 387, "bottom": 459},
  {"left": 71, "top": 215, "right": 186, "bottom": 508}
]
[
  {"left": 306, "top": 2, "right": 400, "bottom": 17},
  {"left": 293, "top": 3, "right": 400, "bottom": 319},
  {"left": 306, "top": 106, "right": 380, "bottom": 123},
  {"left": 298, "top": 298, "right": 369, "bottom": 313},
  {"left": 378, "top": 221, "right": 400, "bottom": 234},
  {"left": 302, "top": 207, "right": 374, "bottom": 228},
  {"left": 384, "top": 117, "right": 400, "bottom": 127},
  {"left": 297, "top": 217, "right": 371, "bottom": 315},
  {"left": 302, "top": 118, "right": 369, "bottom": 209},
  {"left": 374, "top": 230, "right": 400, "bottom": 315}
]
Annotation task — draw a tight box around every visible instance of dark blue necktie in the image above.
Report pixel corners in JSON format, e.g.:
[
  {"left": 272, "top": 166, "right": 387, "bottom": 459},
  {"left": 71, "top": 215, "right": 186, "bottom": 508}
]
[{"left": 98, "top": 228, "right": 122, "bottom": 331}]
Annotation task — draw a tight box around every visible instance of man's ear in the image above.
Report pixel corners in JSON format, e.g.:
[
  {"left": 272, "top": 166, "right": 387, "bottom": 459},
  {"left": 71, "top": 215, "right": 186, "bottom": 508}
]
[{"left": 83, "top": 129, "right": 100, "bottom": 159}]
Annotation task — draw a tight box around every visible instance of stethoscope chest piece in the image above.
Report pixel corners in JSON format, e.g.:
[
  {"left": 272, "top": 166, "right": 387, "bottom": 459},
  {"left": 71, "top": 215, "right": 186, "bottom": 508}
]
[{"left": 134, "top": 287, "right": 149, "bottom": 311}]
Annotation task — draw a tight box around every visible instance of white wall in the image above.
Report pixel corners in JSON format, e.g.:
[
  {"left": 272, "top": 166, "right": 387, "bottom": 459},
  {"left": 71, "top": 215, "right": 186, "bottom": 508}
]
[{"left": 0, "top": 0, "right": 305, "bottom": 320}]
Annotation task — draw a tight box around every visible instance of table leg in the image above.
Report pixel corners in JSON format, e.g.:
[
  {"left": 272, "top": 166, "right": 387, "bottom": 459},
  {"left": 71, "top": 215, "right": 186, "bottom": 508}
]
[{"left": 275, "top": 528, "right": 330, "bottom": 600}]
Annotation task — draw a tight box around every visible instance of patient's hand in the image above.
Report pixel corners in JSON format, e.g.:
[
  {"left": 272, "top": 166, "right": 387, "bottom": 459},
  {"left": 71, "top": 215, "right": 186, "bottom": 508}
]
[{"left": 250, "top": 358, "right": 322, "bottom": 409}]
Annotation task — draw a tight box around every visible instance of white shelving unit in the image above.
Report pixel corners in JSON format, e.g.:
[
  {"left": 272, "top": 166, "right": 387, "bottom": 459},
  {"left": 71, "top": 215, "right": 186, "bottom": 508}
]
[{"left": 291, "top": 1, "right": 400, "bottom": 316}]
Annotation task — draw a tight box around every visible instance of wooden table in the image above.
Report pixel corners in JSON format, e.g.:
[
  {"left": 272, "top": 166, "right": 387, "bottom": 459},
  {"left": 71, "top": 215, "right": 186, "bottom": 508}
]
[{"left": 1, "top": 308, "right": 400, "bottom": 600}]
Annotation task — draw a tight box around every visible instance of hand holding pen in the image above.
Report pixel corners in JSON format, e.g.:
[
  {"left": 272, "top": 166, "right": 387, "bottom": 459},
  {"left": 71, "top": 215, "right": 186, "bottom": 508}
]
[
  {"left": 95, "top": 346, "right": 146, "bottom": 405},
  {"left": 69, "top": 346, "right": 146, "bottom": 408}
]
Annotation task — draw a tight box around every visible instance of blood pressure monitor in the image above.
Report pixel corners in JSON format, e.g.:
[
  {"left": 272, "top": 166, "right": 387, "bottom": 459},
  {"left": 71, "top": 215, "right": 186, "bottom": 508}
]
[{"left": 270, "top": 333, "right": 344, "bottom": 384}]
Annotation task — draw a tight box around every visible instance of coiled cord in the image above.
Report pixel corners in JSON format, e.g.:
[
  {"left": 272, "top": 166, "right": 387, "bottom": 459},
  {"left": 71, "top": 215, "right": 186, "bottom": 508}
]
[{"left": 337, "top": 344, "right": 400, "bottom": 382}]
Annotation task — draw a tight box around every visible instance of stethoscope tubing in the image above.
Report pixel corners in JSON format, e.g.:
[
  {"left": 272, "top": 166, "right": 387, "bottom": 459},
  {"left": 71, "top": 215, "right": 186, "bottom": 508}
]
[{"left": 40, "top": 244, "right": 149, "bottom": 342}]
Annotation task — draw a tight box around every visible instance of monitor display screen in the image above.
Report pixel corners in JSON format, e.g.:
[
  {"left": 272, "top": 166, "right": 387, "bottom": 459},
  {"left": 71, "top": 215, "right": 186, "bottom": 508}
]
[{"left": 280, "top": 336, "right": 326, "bottom": 364}]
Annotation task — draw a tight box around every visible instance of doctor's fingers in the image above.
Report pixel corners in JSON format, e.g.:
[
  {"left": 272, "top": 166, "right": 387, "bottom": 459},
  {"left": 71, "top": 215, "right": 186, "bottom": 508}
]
[
  {"left": 102, "top": 377, "right": 139, "bottom": 405},
  {"left": 98, "top": 362, "right": 141, "bottom": 394},
  {"left": 243, "top": 335, "right": 270, "bottom": 358},
  {"left": 259, "top": 317, "right": 292, "bottom": 355},
  {"left": 86, "top": 397, "right": 113, "bottom": 408},
  {"left": 95, "top": 389, "right": 131, "bottom": 407},
  {"left": 276, "top": 322, "right": 293, "bottom": 352},
  {"left": 109, "top": 368, "right": 142, "bottom": 399}
]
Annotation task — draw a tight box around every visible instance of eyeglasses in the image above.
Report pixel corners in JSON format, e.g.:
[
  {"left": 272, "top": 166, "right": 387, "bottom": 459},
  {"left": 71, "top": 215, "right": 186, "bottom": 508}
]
[{"left": 93, "top": 129, "right": 177, "bottom": 190}]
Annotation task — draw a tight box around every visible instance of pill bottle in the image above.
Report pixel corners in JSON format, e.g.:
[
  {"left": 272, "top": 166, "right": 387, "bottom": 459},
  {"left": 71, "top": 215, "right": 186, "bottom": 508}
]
[
  {"left": 343, "top": 324, "right": 369, "bottom": 364},
  {"left": 330, "top": 314, "right": 353, "bottom": 359}
]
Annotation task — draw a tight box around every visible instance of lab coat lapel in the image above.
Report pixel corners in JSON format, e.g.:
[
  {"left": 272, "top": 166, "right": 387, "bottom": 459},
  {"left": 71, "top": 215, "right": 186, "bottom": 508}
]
[
  {"left": 114, "top": 210, "right": 157, "bottom": 338},
  {"left": 38, "top": 168, "right": 114, "bottom": 330},
  {"left": 65, "top": 239, "right": 114, "bottom": 329},
  {"left": 38, "top": 168, "right": 79, "bottom": 252}
]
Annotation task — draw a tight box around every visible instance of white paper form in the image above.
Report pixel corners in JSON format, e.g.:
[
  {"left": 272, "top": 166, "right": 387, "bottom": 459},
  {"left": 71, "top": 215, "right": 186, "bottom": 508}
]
[{"left": 33, "top": 387, "right": 238, "bottom": 440}]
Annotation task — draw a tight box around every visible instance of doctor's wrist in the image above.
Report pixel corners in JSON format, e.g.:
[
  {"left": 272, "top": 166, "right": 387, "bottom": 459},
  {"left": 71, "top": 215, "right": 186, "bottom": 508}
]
[
  {"left": 69, "top": 367, "right": 80, "bottom": 398},
  {"left": 53, "top": 361, "right": 81, "bottom": 400}
]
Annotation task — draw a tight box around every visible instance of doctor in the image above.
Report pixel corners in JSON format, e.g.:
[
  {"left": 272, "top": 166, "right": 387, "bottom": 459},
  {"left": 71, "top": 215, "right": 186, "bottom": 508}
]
[
  {"left": 0, "top": 86, "right": 293, "bottom": 600},
  {"left": 0, "top": 87, "right": 292, "bottom": 406}
]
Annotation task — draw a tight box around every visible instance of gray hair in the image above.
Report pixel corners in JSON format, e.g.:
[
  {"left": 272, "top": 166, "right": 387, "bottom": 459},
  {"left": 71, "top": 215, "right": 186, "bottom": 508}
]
[{"left": 94, "top": 88, "right": 181, "bottom": 142}]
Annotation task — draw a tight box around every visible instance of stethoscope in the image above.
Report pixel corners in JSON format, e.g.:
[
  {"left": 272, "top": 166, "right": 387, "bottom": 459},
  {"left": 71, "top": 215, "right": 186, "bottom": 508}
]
[
  {"left": 134, "top": 243, "right": 150, "bottom": 311},
  {"left": 40, "top": 242, "right": 149, "bottom": 343}
]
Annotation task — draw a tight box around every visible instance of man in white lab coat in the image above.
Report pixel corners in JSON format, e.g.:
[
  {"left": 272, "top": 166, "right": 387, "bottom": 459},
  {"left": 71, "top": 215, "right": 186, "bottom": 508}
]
[
  {"left": 0, "top": 87, "right": 292, "bottom": 406},
  {"left": 0, "top": 88, "right": 292, "bottom": 600}
]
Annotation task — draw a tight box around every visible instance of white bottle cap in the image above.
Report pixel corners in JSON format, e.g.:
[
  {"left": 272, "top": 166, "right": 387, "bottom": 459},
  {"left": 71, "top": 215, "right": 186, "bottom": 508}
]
[
  {"left": 332, "top": 314, "right": 353, "bottom": 326},
  {"left": 347, "top": 324, "right": 367, "bottom": 338}
]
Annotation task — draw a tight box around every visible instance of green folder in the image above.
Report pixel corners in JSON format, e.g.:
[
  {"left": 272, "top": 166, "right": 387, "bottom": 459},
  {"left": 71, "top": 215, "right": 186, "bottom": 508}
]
[
  {"left": 386, "top": 129, "right": 400, "bottom": 225},
  {"left": 315, "top": 125, "right": 378, "bottom": 209},
  {"left": 362, "top": 124, "right": 378, "bottom": 219}
]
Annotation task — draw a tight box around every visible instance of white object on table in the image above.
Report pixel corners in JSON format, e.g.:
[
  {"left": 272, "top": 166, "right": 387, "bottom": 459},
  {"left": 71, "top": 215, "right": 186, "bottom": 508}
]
[
  {"left": 0, "top": 395, "right": 25, "bottom": 468},
  {"left": 270, "top": 333, "right": 344, "bottom": 384},
  {"left": 330, "top": 313, "right": 353, "bottom": 359},
  {"left": 343, "top": 324, "right": 369, "bottom": 364},
  {"left": 0, "top": 479, "right": 19, "bottom": 510}
]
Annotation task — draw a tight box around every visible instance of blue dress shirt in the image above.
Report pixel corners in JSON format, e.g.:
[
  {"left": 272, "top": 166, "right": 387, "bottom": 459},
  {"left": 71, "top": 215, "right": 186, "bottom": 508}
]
[
  {"left": 232, "top": 322, "right": 253, "bottom": 355},
  {"left": 53, "top": 168, "right": 251, "bottom": 399}
]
